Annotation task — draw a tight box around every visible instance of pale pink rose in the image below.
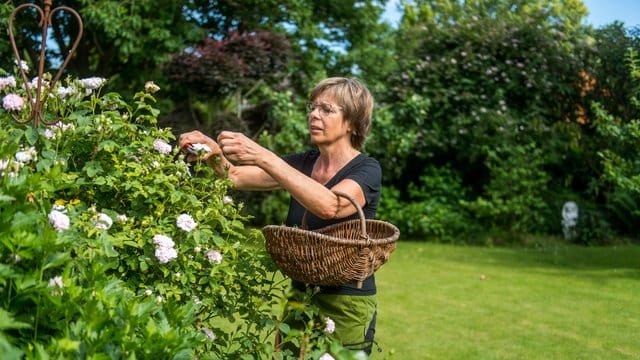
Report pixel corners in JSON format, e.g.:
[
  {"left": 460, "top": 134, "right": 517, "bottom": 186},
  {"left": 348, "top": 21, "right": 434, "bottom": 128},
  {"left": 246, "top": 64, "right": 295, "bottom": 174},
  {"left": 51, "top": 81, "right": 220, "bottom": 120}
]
[
  {"left": 94, "top": 213, "right": 113, "bottom": 230},
  {"left": 78, "top": 77, "right": 106, "bottom": 90},
  {"left": 48, "top": 210, "right": 70, "bottom": 232},
  {"left": 15, "top": 147, "right": 37, "bottom": 163},
  {"left": 153, "top": 234, "right": 175, "bottom": 248},
  {"left": 0, "top": 76, "right": 16, "bottom": 90},
  {"left": 206, "top": 250, "right": 223, "bottom": 264},
  {"left": 176, "top": 213, "right": 197, "bottom": 232},
  {"left": 153, "top": 139, "right": 172, "bottom": 154},
  {"left": 324, "top": 317, "right": 335, "bottom": 334},
  {"left": 44, "top": 128, "right": 56, "bottom": 139},
  {"left": 57, "top": 86, "right": 77, "bottom": 99},
  {"left": 154, "top": 245, "right": 177, "bottom": 264},
  {"left": 3, "top": 93, "right": 25, "bottom": 111}
]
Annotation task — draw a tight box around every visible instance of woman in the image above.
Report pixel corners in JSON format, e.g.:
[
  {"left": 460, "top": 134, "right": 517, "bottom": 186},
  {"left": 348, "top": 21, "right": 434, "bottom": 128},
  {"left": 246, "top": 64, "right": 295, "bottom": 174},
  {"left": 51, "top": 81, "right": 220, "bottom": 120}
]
[{"left": 179, "top": 77, "right": 381, "bottom": 354}]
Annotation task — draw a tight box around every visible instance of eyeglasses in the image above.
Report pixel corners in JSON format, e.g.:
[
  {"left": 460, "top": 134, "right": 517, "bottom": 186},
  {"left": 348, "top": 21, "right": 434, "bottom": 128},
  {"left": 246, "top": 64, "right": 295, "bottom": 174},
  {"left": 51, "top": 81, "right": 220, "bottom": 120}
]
[{"left": 306, "top": 101, "right": 342, "bottom": 117}]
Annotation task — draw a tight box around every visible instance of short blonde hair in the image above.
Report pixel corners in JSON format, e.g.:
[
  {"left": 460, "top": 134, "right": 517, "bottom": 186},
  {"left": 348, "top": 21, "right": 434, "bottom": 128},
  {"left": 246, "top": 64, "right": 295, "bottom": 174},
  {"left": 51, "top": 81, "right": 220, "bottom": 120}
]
[{"left": 309, "top": 77, "right": 374, "bottom": 150}]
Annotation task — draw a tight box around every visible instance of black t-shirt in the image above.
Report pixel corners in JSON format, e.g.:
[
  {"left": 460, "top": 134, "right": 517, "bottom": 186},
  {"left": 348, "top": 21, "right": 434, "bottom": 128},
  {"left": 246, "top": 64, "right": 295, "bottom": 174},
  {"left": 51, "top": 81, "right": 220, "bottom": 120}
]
[{"left": 283, "top": 149, "right": 382, "bottom": 295}]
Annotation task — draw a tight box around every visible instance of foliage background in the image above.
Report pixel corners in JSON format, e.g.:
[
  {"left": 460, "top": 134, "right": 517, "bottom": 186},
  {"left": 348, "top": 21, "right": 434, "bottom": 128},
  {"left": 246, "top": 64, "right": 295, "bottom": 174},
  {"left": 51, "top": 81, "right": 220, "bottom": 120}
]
[{"left": 2, "top": 0, "right": 639, "bottom": 246}]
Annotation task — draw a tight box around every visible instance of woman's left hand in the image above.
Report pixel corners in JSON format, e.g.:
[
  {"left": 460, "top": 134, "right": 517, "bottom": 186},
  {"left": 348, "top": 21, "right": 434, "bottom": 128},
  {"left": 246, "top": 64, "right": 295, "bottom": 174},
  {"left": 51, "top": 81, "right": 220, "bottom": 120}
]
[{"left": 217, "top": 131, "right": 268, "bottom": 166}]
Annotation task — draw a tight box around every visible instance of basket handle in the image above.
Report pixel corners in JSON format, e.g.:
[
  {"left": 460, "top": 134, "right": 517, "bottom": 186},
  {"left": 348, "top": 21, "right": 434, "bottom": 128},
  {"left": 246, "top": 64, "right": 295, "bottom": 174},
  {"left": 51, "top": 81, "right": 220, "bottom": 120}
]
[{"left": 301, "top": 190, "right": 368, "bottom": 240}]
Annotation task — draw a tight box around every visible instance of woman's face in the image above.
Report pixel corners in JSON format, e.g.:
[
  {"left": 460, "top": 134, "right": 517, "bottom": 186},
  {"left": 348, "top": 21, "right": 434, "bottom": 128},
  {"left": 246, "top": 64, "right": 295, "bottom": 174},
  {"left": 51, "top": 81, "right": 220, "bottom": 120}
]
[{"left": 307, "top": 94, "right": 352, "bottom": 147}]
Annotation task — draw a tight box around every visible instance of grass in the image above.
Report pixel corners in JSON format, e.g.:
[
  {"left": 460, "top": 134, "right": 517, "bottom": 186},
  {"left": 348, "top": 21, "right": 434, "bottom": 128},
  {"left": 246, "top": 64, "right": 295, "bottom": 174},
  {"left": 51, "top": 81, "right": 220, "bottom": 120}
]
[{"left": 373, "top": 242, "right": 640, "bottom": 360}]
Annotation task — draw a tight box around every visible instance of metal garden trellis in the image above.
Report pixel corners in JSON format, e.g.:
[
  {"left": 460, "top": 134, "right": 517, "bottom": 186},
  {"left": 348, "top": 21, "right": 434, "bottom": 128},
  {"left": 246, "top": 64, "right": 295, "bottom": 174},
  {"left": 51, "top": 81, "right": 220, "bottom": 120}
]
[{"left": 8, "top": 0, "right": 83, "bottom": 127}]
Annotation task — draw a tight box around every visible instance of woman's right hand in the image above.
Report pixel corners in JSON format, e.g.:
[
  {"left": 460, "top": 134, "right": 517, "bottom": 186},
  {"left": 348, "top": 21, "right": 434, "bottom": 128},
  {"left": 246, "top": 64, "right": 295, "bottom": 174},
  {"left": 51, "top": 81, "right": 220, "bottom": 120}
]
[{"left": 178, "top": 130, "right": 222, "bottom": 162}]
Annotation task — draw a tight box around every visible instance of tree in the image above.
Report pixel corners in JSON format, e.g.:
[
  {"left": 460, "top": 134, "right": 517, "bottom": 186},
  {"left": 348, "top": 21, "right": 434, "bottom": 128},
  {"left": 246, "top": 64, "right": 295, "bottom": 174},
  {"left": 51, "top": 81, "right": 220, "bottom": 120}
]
[
  {"left": 1, "top": 0, "right": 391, "bottom": 95},
  {"left": 369, "top": 0, "right": 597, "bottom": 237}
]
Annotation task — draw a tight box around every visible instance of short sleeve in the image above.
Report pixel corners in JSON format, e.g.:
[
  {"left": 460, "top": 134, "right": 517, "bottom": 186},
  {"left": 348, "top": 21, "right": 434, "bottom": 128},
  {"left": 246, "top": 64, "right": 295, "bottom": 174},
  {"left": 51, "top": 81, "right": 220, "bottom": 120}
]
[
  {"left": 344, "top": 156, "right": 381, "bottom": 218},
  {"left": 348, "top": 157, "right": 381, "bottom": 205}
]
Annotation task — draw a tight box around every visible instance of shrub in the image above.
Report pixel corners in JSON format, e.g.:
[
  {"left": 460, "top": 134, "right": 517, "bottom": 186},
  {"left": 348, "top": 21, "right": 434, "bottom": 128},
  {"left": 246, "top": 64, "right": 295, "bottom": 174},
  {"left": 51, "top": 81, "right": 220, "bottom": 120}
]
[
  {"left": 165, "top": 31, "right": 291, "bottom": 99},
  {"left": 377, "top": 166, "right": 475, "bottom": 242},
  {"left": 461, "top": 142, "right": 550, "bottom": 235},
  {"left": 0, "top": 66, "right": 350, "bottom": 358}
]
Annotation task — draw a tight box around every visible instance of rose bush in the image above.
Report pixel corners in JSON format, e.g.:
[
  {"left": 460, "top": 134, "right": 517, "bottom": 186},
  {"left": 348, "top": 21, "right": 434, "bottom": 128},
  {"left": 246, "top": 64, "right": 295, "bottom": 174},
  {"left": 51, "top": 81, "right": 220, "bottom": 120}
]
[
  {"left": 0, "top": 64, "right": 356, "bottom": 359},
  {"left": 0, "top": 66, "right": 275, "bottom": 358}
]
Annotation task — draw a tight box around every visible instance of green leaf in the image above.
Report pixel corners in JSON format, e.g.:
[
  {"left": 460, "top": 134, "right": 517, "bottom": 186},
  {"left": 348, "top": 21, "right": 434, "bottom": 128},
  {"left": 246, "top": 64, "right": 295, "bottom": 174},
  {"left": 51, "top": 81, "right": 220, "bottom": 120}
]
[
  {"left": 0, "top": 194, "right": 16, "bottom": 203},
  {"left": 0, "top": 309, "right": 30, "bottom": 331},
  {"left": 43, "top": 252, "right": 70, "bottom": 270},
  {"left": 84, "top": 161, "right": 104, "bottom": 177},
  {"left": 172, "top": 349, "right": 193, "bottom": 360},
  {"left": 133, "top": 300, "right": 155, "bottom": 318},
  {"left": 36, "top": 158, "right": 53, "bottom": 172},
  {"left": 41, "top": 149, "right": 57, "bottom": 160},
  {"left": 33, "top": 342, "right": 49, "bottom": 360},
  {"left": 55, "top": 338, "right": 81, "bottom": 351},
  {"left": 98, "top": 140, "right": 119, "bottom": 153},
  {"left": 0, "top": 338, "right": 24, "bottom": 360},
  {"left": 278, "top": 322, "right": 290, "bottom": 334},
  {"left": 24, "top": 127, "right": 38, "bottom": 145}
]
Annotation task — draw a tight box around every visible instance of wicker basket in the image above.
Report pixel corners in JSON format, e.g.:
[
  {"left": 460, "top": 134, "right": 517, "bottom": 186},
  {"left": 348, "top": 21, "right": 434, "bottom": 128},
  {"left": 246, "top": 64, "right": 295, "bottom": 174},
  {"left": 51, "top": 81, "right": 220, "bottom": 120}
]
[{"left": 262, "top": 191, "right": 399, "bottom": 288}]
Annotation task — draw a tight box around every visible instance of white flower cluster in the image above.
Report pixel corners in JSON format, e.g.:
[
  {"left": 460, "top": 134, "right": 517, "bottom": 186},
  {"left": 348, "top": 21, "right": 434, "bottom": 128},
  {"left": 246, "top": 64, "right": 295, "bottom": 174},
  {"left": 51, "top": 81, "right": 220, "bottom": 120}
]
[
  {"left": 15, "top": 59, "right": 28, "bottom": 72},
  {"left": 48, "top": 275, "right": 64, "bottom": 296},
  {"left": 0, "top": 159, "right": 9, "bottom": 176},
  {"left": 206, "top": 249, "right": 223, "bottom": 264},
  {"left": 153, "top": 139, "right": 172, "bottom": 154},
  {"left": 42, "top": 121, "right": 75, "bottom": 140},
  {"left": 94, "top": 212, "right": 113, "bottom": 230},
  {"left": 0, "top": 76, "right": 16, "bottom": 90},
  {"left": 54, "top": 120, "right": 75, "bottom": 131},
  {"left": 57, "top": 86, "right": 78, "bottom": 99},
  {"left": 0, "top": 147, "right": 39, "bottom": 177},
  {"left": 0, "top": 153, "right": 30, "bottom": 178},
  {"left": 319, "top": 354, "right": 335, "bottom": 360},
  {"left": 15, "top": 146, "right": 37, "bottom": 163},
  {"left": 188, "top": 143, "right": 212, "bottom": 155},
  {"left": 29, "top": 76, "right": 49, "bottom": 92},
  {"left": 201, "top": 327, "right": 216, "bottom": 341},
  {"left": 153, "top": 234, "right": 178, "bottom": 263},
  {"left": 176, "top": 213, "right": 197, "bottom": 232},
  {"left": 324, "top": 317, "right": 335, "bottom": 334},
  {"left": 144, "top": 81, "right": 160, "bottom": 93},
  {"left": 78, "top": 77, "right": 106, "bottom": 90},
  {"left": 1, "top": 72, "right": 107, "bottom": 112},
  {"left": 174, "top": 159, "right": 192, "bottom": 178},
  {"left": 44, "top": 128, "right": 56, "bottom": 140}
]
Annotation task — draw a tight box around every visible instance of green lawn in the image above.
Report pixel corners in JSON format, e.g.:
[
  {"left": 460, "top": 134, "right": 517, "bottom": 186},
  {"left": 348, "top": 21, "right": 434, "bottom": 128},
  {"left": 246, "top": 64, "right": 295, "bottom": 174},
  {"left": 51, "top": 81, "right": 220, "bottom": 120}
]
[{"left": 373, "top": 242, "right": 640, "bottom": 360}]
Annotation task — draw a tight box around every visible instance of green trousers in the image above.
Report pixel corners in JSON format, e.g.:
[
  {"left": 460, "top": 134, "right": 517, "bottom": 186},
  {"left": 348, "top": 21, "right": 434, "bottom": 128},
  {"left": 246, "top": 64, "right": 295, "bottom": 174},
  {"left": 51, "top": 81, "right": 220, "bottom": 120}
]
[
  {"left": 313, "top": 293, "right": 377, "bottom": 352},
  {"left": 279, "top": 291, "right": 377, "bottom": 355}
]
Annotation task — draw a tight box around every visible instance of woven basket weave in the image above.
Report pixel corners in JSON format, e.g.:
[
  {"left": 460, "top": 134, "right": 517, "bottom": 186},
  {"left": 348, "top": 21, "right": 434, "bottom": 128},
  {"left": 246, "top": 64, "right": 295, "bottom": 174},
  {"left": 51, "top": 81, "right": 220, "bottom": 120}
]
[{"left": 262, "top": 191, "right": 399, "bottom": 288}]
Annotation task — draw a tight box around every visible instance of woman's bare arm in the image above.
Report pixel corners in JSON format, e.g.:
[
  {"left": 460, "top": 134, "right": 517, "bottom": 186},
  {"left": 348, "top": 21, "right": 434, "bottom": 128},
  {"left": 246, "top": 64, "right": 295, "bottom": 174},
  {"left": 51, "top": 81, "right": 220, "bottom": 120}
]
[
  {"left": 179, "top": 130, "right": 280, "bottom": 191},
  {"left": 218, "top": 131, "right": 365, "bottom": 219}
]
